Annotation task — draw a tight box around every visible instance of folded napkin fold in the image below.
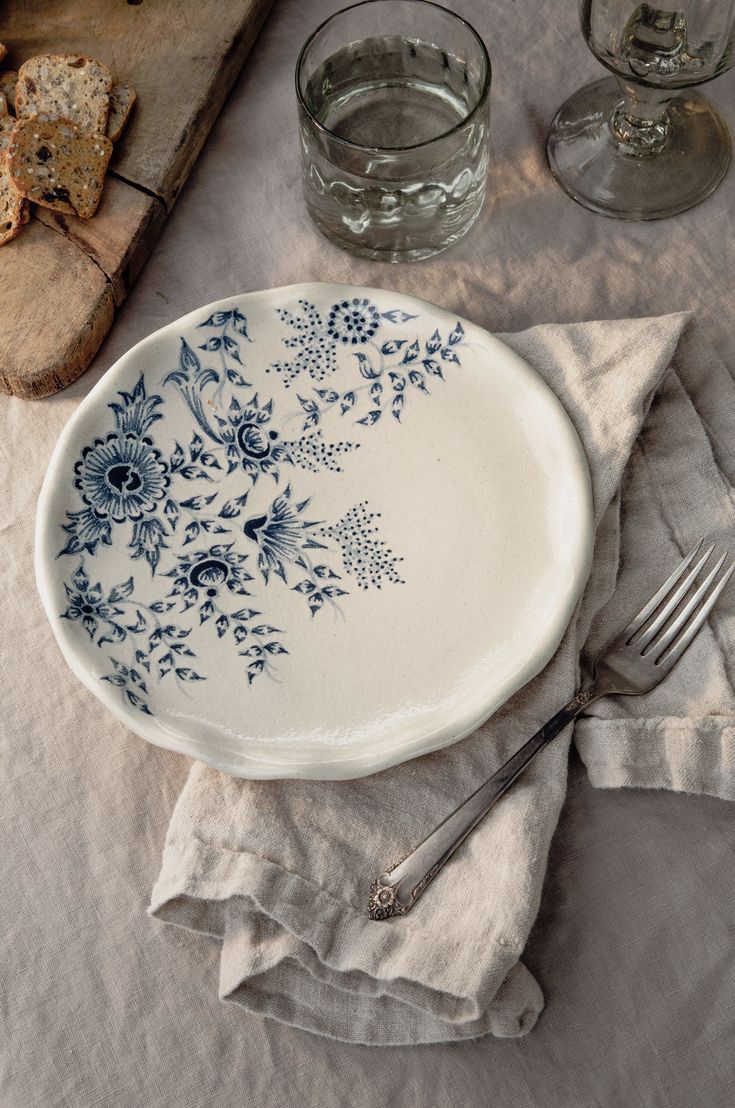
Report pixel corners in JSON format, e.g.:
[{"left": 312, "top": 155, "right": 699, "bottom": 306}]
[{"left": 150, "top": 313, "right": 735, "bottom": 1045}]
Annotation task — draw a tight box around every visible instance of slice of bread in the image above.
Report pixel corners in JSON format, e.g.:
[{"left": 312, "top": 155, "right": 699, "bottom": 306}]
[
  {"left": 106, "top": 83, "right": 136, "bottom": 142},
  {"left": 0, "top": 117, "right": 25, "bottom": 245},
  {"left": 0, "top": 71, "right": 17, "bottom": 114},
  {"left": 8, "top": 117, "right": 112, "bottom": 219},
  {"left": 16, "top": 54, "right": 113, "bottom": 135}
]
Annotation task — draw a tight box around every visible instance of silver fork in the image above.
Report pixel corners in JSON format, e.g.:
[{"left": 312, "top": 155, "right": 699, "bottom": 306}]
[{"left": 368, "top": 540, "right": 734, "bottom": 920}]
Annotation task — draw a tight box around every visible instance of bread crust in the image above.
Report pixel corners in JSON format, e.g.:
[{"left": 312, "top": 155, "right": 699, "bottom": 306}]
[
  {"left": 0, "top": 116, "right": 25, "bottom": 245},
  {"left": 16, "top": 53, "right": 113, "bottom": 135},
  {"left": 0, "top": 71, "right": 18, "bottom": 114},
  {"left": 107, "top": 83, "right": 136, "bottom": 143},
  {"left": 8, "top": 116, "right": 112, "bottom": 219}
]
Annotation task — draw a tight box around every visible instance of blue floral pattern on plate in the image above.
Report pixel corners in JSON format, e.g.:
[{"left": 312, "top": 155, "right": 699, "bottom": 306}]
[{"left": 54, "top": 292, "right": 466, "bottom": 714}]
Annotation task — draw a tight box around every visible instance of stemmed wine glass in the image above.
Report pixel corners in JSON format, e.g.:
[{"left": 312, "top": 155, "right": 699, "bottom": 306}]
[{"left": 547, "top": 1, "right": 735, "bottom": 218}]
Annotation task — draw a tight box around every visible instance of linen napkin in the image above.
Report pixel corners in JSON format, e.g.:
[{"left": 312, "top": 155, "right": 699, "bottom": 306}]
[{"left": 150, "top": 312, "right": 735, "bottom": 1045}]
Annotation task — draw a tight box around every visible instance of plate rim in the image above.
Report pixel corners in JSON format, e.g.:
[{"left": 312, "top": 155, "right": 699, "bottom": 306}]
[{"left": 35, "top": 282, "right": 594, "bottom": 779}]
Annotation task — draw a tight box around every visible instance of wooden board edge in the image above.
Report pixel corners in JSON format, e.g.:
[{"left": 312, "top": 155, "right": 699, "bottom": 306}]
[
  {"left": 0, "top": 280, "right": 115, "bottom": 399},
  {"left": 0, "top": 0, "right": 275, "bottom": 398},
  {"left": 34, "top": 183, "right": 168, "bottom": 306},
  {"left": 120, "top": 0, "right": 275, "bottom": 209}
]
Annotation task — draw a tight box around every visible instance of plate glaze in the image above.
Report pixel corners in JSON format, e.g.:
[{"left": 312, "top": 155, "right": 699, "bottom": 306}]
[{"left": 36, "top": 284, "right": 593, "bottom": 779}]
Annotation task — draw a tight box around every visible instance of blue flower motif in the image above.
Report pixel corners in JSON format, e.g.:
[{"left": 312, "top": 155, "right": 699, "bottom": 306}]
[
  {"left": 130, "top": 517, "right": 170, "bottom": 573},
  {"left": 326, "top": 298, "right": 381, "bottom": 346},
  {"left": 74, "top": 432, "right": 171, "bottom": 523},
  {"left": 242, "top": 484, "right": 320, "bottom": 583},
  {"left": 269, "top": 300, "right": 337, "bottom": 386},
  {"left": 60, "top": 507, "right": 112, "bottom": 556},
  {"left": 61, "top": 564, "right": 116, "bottom": 638},
  {"left": 218, "top": 394, "right": 289, "bottom": 480},
  {"left": 165, "top": 544, "right": 253, "bottom": 610}
]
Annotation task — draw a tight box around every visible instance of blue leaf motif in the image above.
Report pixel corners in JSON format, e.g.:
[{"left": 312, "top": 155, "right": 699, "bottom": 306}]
[
  {"left": 381, "top": 309, "right": 418, "bottom": 323},
  {"left": 355, "top": 352, "right": 379, "bottom": 379},
  {"left": 392, "top": 393, "right": 405, "bottom": 422},
  {"left": 126, "top": 690, "right": 152, "bottom": 714},
  {"left": 98, "top": 621, "right": 126, "bottom": 646},
  {"left": 199, "top": 452, "right": 222, "bottom": 469},
  {"left": 322, "top": 585, "right": 347, "bottom": 599},
  {"left": 197, "top": 368, "right": 220, "bottom": 388},
  {"left": 232, "top": 309, "right": 251, "bottom": 338},
  {"left": 441, "top": 347, "right": 460, "bottom": 365},
  {"left": 180, "top": 465, "right": 213, "bottom": 482},
  {"left": 340, "top": 392, "right": 357, "bottom": 415},
  {"left": 223, "top": 335, "right": 241, "bottom": 364},
  {"left": 401, "top": 340, "right": 420, "bottom": 364},
  {"left": 183, "top": 521, "right": 200, "bottom": 545},
  {"left": 169, "top": 443, "right": 185, "bottom": 471},
  {"left": 425, "top": 329, "right": 442, "bottom": 355},
  {"left": 179, "top": 338, "right": 201, "bottom": 374},
  {"left": 448, "top": 321, "right": 465, "bottom": 345},
  {"left": 356, "top": 410, "right": 381, "bottom": 426},
  {"left": 381, "top": 339, "right": 407, "bottom": 355},
  {"left": 293, "top": 580, "right": 315, "bottom": 594},
  {"left": 408, "top": 370, "right": 428, "bottom": 394},
  {"left": 297, "top": 395, "right": 319, "bottom": 414},
  {"left": 125, "top": 610, "right": 147, "bottom": 634},
  {"left": 232, "top": 608, "right": 260, "bottom": 621},
  {"left": 422, "top": 358, "right": 444, "bottom": 378},
  {"left": 198, "top": 311, "right": 232, "bottom": 327},
  {"left": 72, "top": 564, "right": 89, "bottom": 591},
  {"left": 198, "top": 337, "right": 222, "bottom": 352},
  {"left": 313, "top": 565, "right": 339, "bottom": 579},
  {"left": 179, "top": 493, "right": 217, "bottom": 510},
  {"left": 247, "top": 660, "right": 265, "bottom": 684}
]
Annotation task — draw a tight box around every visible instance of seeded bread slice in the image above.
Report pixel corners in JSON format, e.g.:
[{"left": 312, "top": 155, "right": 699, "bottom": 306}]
[
  {"left": 106, "top": 83, "right": 136, "bottom": 142},
  {"left": 0, "top": 117, "right": 25, "bottom": 245},
  {"left": 16, "top": 54, "right": 113, "bottom": 135},
  {"left": 0, "top": 71, "right": 17, "bottom": 114},
  {"left": 8, "top": 117, "right": 112, "bottom": 219}
]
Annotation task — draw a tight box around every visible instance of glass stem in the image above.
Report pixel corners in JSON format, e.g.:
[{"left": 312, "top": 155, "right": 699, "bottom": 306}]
[{"left": 610, "top": 78, "right": 675, "bottom": 155}]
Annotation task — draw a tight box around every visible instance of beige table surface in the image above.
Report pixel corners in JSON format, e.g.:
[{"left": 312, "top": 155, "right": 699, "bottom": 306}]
[{"left": 3, "top": 1, "right": 735, "bottom": 1105}]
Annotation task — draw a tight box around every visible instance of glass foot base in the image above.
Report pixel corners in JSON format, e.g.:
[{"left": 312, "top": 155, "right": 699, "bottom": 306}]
[{"left": 547, "top": 77, "right": 732, "bottom": 220}]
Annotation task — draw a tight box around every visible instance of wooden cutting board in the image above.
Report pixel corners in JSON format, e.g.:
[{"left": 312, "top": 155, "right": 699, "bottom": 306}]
[{"left": 0, "top": 0, "right": 274, "bottom": 399}]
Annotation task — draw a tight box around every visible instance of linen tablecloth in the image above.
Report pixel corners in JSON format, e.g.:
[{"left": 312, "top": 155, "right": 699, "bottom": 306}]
[
  {"left": 149, "top": 309, "right": 735, "bottom": 1046},
  {"left": 3, "top": 0, "right": 735, "bottom": 1103}
]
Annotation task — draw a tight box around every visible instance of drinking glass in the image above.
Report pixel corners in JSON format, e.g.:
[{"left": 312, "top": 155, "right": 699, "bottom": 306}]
[
  {"left": 296, "top": 0, "right": 491, "bottom": 261},
  {"left": 547, "top": 1, "right": 735, "bottom": 219}
]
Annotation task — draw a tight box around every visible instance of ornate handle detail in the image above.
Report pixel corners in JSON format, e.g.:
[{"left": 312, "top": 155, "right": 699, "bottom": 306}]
[{"left": 367, "top": 685, "right": 599, "bottom": 920}]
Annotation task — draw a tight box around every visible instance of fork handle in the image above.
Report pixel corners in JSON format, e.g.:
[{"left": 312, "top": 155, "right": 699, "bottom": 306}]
[{"left": 367, "top": 685, "right": 600, "bottom": 920}]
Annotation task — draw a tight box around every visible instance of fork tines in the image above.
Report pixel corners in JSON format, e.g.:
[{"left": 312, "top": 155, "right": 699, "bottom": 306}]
[{"left": 625, "top": 540, "right": 735, "bottom": 666}]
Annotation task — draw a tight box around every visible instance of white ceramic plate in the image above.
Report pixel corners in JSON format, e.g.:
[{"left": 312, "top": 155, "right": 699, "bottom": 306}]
[{"left": 36, "top": 284, "right": 593, "bottom": 779}]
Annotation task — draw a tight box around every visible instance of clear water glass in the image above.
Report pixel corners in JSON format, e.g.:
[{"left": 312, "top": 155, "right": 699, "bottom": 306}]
[
  {"left": 547, "top": 0, "right": 735, "bottom": 220},
  {"left": 296, "top": 0, "right": 491, "bottom": 262}
]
